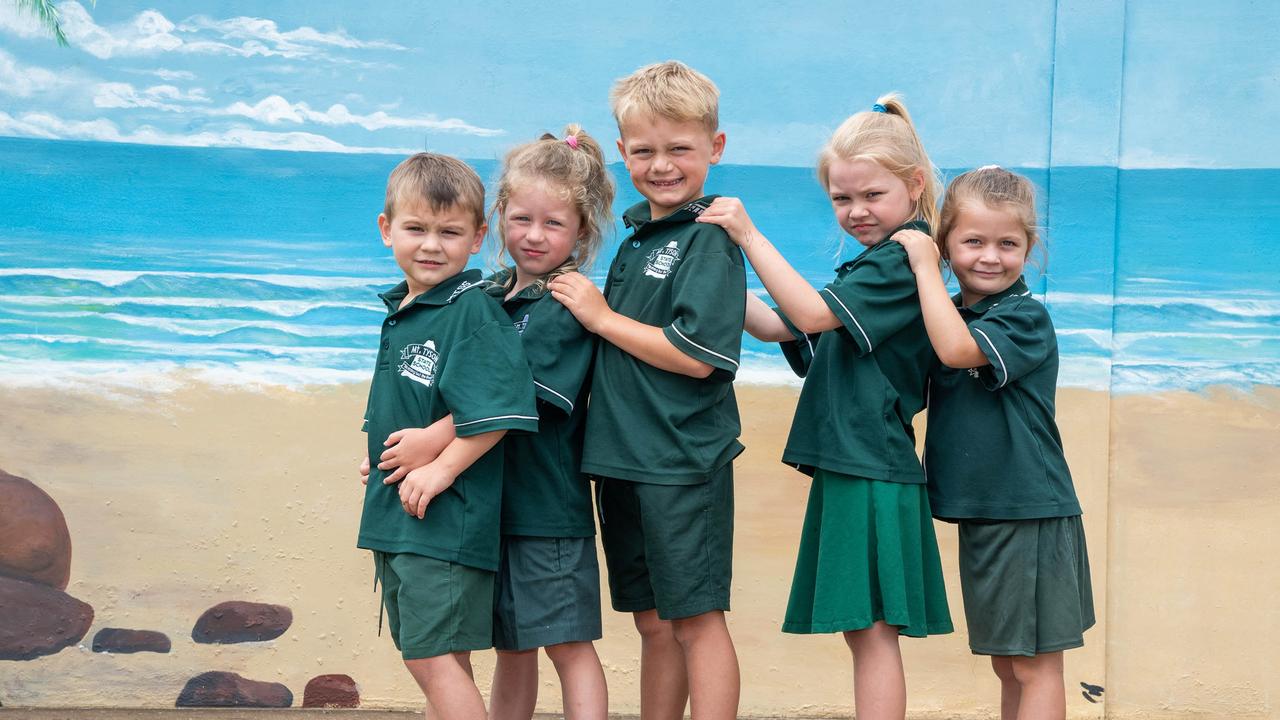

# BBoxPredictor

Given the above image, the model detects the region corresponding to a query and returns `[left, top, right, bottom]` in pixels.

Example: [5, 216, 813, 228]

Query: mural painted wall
[1, 0, 1276, 717]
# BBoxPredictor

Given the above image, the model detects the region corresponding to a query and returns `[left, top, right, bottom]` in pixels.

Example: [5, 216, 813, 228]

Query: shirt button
[619, 264, 627, 272]
[388, 319, 397, 326]
[631, 240, 641, 248]
[382, 340, 390, 349]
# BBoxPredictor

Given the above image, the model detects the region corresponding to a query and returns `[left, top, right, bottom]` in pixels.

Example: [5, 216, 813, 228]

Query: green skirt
[783, 470, 953, 637]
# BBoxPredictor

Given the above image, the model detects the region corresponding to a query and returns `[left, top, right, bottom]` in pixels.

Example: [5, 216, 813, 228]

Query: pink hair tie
[564, 135, 580, 149]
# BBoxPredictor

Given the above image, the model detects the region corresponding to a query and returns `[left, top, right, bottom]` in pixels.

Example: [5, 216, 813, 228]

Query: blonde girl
[893, 166, 1093, 720]
[697, 94, 953, 720]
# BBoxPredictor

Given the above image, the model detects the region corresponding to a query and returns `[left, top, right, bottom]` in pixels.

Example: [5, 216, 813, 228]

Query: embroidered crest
[399, 340, 440, 387]
[513, 313, 530, 335]
[644, 240, 682, 279]
[967, 367, 981, 379]
[683, 199, 711, 215]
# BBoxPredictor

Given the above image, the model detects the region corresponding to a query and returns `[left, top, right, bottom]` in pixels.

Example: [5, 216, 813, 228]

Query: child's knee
[1010, 652, 1063, 685]
[991, 655, 1017, 682]
[633, 609, 674, 640]
[545, 640, 594, 666]
[670, 610, 726, 645]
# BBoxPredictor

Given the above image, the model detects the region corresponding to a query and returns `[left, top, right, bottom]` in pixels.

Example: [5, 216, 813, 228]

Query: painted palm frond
[14, 0, 96, 47]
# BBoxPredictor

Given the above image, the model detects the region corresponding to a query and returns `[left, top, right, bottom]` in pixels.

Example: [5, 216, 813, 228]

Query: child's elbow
[688, 360, 716, 379]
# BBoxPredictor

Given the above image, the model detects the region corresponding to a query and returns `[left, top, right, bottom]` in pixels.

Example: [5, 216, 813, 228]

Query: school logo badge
[399, 340, 440, 387]
[512, 313, 530, 335]
[644, 240, 682, 279]
[967, 367, 981, 379]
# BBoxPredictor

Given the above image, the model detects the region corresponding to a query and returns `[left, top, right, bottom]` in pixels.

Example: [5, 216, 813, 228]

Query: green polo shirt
[924, 277, 1081, 520]
[581, 197, 747, 485]
[777, 221, 934, 483]
[358, 269, 539, 571]
[487, 272, 596, 537]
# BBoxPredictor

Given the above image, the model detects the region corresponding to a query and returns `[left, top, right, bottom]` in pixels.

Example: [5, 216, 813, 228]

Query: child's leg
[404, 652, 486, 720]
[843, 621, 906, 720]
[1008, 652, 1065, 720]
[545, 641, 608, 720]
[990, 656, 1020, 720]
[670, 609, 740, 720]
[634, 609, 688, 720]
[490, 649, 539, 720]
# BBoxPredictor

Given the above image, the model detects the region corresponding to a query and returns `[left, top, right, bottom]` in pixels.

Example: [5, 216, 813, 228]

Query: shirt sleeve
[523, 299, 595, 416]
[439, 320, 540, 436]
[775, 307, 818, 378]
[970, 297, 1056, 390]
[819, 242, 921, 357]
[661, 233, 747, 380]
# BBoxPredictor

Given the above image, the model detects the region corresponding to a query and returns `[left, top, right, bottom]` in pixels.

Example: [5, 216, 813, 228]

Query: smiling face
[617, 115, 725, 219]
[944, 201, 1030, 306]
[502, 182, 583, 290]
[825, 157, 924, 247]
[378, 200, 485, 299]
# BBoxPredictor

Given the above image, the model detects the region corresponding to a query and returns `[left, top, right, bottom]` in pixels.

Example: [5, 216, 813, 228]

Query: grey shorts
[493, 535, 603, 651]
[959, 515, 1095, 656]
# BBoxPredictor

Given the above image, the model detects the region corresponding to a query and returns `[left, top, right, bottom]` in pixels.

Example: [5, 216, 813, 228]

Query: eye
[547, 219, 564, 227]
[963, 237, 981, 245]
[866, 191, 883, 199]
[831, 194, 849, 203]
[1000, 239, 1020, 248]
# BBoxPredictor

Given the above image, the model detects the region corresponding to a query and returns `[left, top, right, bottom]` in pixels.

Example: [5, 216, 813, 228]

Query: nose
[846, 201, 867, 221]
[525, 223, 544, 243]
[652, 153, 674, 173]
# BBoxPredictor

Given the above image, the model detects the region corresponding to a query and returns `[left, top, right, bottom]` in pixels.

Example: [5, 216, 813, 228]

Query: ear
[468, 223, 487, 255]
[709, 131, 726, 165]
[908, 167, 926, 202]
[616, 137, 629, 168]
[378, 213, 393, 247]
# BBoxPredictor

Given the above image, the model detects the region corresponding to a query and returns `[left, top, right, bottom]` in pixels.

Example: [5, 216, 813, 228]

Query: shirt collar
[484, 268, 549, 302]
[379, 268, 487, 312]
[835, 219, 931, 273]
[622, 195, 720, 231]
[959, 275, 1032, 314]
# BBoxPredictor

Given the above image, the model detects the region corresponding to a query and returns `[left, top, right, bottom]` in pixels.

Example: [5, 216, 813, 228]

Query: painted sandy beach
[7, 380, 1272, 717]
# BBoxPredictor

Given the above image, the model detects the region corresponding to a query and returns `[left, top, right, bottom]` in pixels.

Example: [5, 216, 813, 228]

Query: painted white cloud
[0, 2, 402, 62]
[0, 110, 416, 155]
[0, 49, 68, 97]
[216, 96, 504, 136]
[93, 82, 210, 111]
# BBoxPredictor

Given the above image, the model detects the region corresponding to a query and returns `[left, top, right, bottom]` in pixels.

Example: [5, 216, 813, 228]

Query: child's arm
[697, 198, 841, 334]
[892, 229, 989, 368]
[376, 414, 456, 485]
[549, 271, 715, 378]
[745, 291, 796, 342]
[398, 429, 507, 519]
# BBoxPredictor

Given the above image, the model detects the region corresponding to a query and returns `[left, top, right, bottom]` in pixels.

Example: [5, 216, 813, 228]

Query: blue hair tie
[871, 103, 887, 113]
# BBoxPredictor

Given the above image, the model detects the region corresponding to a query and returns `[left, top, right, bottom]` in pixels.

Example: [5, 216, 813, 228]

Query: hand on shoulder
[695, 197, 760, 248]
[891, 228, 940, 273]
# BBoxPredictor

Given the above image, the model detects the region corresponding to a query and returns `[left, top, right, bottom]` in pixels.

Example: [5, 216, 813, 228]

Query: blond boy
[550, 61, 745, 720]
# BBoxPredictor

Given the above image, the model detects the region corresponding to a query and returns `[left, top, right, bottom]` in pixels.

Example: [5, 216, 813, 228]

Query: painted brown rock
[0, 575, 93, 660]
[176, 671, 293, 708]
[302, 674, 360, 708]
[0, 470, 72, 590]
[92, 627, 171, 654]
[192, 601, 292, 644]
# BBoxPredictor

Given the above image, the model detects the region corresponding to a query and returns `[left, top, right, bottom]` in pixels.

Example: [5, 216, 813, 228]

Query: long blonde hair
[817, 93, 941, 231]
[489, 124, 615, 291]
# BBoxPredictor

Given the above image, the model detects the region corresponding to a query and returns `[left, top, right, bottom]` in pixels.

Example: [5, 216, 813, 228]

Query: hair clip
[564, 135, 580, 150]
[871, 103, 887, 113]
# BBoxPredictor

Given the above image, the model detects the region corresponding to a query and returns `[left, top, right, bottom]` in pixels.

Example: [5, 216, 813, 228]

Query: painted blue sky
[1, 0, 1275, 168]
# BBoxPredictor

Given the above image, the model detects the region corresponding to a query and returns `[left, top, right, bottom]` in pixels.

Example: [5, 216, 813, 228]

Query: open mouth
[650, 178, 683, 189]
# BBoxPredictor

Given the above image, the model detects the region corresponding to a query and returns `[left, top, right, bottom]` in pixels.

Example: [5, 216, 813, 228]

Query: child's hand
[548, 272, 611, 333]
[398, 463, 457, 519]
[695, 197, 760, 248]
[359, 455, 370, 486]
[891, 229, 941, 273]
[379, 425, 451, 484]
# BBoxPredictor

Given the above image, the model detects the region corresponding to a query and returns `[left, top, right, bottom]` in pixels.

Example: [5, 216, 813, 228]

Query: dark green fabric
[358, 269, 538, 571]
[596, 464, 734, 620]
[925, 277, 1082, 520]
[582, 197, 746, 485]
[487, 274, 596, 537]
[782, 469, 953, 637]
[492, 535, 602, 651]
[958, 516, 1095, 656]
[778, 222, 934, 483]
[374, 551, 494, 659]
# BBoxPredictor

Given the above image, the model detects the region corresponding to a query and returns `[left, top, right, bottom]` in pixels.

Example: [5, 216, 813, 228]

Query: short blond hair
[383, 153, 485, 227]
[818, 93, 941, 231]
[610, 60, 719, 133]
[938, 166, 1042, 264]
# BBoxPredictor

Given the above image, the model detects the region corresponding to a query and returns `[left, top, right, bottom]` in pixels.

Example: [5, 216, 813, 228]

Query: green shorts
[374, 551, 494, 660]
[596, 463, 734, 620]
[958, 515, 1095, 656]
[493, 535, 603, 651]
